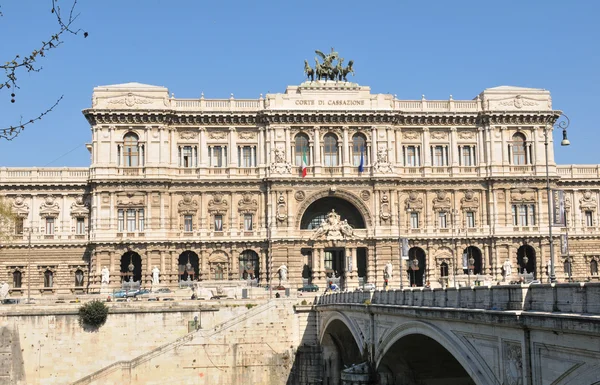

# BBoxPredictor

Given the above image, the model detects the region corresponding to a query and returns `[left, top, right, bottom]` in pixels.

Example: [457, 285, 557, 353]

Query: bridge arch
[376, 320, 497, 385]
[320, 311, 365, 385]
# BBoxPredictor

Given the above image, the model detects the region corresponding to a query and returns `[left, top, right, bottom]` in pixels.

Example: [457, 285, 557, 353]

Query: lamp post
[27, 228, 32, 304]
[546, 114, 570, 283]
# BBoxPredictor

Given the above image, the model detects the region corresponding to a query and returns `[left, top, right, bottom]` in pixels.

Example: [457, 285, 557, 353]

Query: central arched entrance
[462, 246, 483, 275]
[517, 244, 536, 276]
[239, 250, 259, 281]
[299, 195, 368, 290]
[378, 333, 475, 384]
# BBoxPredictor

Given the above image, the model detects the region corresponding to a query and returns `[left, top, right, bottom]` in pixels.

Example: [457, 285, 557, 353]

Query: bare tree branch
[0, 0, 87, 140]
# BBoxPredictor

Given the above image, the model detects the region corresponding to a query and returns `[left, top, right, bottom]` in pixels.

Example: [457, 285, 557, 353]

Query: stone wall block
[433, 288, 446, 307]
[491, 286, 509, 310]
[585, 282, 600, 314]
[529, 284, 554, 312]
[446, 288, 459, 308]
[474, 286, 492, 309]
[422, 288, 434, 307]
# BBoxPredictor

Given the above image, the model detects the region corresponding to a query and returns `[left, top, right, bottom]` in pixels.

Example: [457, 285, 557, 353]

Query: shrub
[301, 299, 308, 305]
[246, 303, 256, 309]
[78, 300, 109, 329]
[363, 299, 371, 305]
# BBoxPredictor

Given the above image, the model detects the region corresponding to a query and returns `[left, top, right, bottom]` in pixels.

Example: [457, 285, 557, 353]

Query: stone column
[258, 127, 265, 167]
[451, 127, 458, 166]
[422, 127, 430, 167]
[342, 126, 350, 166]
[229, 127, 237, 170]
[313, 126, 321, 166]
[285, 126, 291, 163]
[371, 126, 378, 164]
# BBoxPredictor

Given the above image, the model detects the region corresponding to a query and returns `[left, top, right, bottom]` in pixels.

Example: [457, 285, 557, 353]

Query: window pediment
[580, 190, 597, 211]
[461, 190, 480, 211]
[178, 193, 199, 215]
[39, 196, 60, 218]
[238, 193, 258, 214]
[405, 191, 423, 212]
[116, 193, 145, 207]
[510, 189, 536, 203]
[11, 195, 29, 218]
[71, 196, 90, 218]
[432, 191, 451, 212]
[208, 193, 228, 214]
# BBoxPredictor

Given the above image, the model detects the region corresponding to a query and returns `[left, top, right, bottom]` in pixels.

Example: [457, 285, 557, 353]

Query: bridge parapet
[317, 282, 600, 314]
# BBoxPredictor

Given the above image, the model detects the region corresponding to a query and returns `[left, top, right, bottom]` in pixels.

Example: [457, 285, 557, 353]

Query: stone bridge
[315, 283, 600, 385]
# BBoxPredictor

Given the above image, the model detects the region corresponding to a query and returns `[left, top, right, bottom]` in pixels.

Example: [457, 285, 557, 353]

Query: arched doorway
[377, 333, 475, 384]
[239, 250, 259, 281]
[407, 247, 426, 287]
[178, 251, 199, 281]
[517, 244, 536, 275]
[120, 251, 142, 283]
[321, 319, 363, 385]
[462, 246, 483, 275]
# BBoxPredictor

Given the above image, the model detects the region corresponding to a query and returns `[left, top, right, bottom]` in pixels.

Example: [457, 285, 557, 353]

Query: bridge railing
[316, 282, 600, 315]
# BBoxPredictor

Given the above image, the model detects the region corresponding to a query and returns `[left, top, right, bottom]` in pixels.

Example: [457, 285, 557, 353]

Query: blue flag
[358, 146, 364, 172]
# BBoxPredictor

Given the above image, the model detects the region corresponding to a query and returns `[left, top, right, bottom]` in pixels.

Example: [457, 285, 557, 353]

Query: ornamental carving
[276, 193, 288, 222]
[270, 147, 292, 174]
[430, 130, 447, 140]
[179, 130, 198, 140]
[208, 131, 227, 140]
[511, 189, 536, 203]
[208, 193, 228, 215]
[238, 193, 258, 214]
[580, 190, 597, 211]
[178, 193, 199, 215]
[70, 196, 90, 218]
[405, 192, 423, 212]
[458, 131, 475, 140]
[403, 131, 419, 140]
[11, 195, 29, 218]
[503, 341, 523, 385]
[116, 193, 145, 207]
[373, 147, 393, 174]
[460, 190, 480, 211]
[106, 93, 153, 108]
[295, 191, 306, 202]
[238, 131, 256, 140]
[432, 191, 452, 212]
[498, 95, 538, 109]
[39, 196, 60, 218]
[380, 192, 391, 222]
[360, 190, 371, 201]
[310, 209, 356, 240]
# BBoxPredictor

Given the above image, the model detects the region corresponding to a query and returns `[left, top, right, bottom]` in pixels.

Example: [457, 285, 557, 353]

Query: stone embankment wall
[0, 298, 321, 385]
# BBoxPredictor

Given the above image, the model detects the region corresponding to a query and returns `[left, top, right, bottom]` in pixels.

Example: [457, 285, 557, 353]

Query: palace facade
[1, 81, 600, 296]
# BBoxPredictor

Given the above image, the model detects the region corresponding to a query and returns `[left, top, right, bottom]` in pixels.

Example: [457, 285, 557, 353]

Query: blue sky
[0, 0, 598, 167]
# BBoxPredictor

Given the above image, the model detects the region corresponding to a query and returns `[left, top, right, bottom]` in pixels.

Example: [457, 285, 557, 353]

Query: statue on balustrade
[152, 266, 160, 285]
[503, 260, 512, 281]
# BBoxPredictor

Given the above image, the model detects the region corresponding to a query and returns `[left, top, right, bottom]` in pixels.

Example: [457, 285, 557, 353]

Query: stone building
[1, 80, 600, 297]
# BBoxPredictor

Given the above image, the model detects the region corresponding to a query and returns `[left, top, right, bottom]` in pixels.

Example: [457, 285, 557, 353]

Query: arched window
[44, 270, 54, 288]
[511, 133, 527, 165]
[295, 134, 309, 166]
[124, 133, 140, 167]
[75, 269, 84, 287]
[591, 260, 598, 276]
[440, 262, 449, 277]
[13, 271, 22, 288]
[323, 134, 338, 166]
[564, 260, 572, 277]
[352, 134, 366, 167]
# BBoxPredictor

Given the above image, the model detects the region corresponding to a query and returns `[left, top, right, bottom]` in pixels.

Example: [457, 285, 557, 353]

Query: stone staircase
[71, 299, 300, 385]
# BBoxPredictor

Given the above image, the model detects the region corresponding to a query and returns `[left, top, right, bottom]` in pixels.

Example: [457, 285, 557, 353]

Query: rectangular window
[127, 209, 136, 232]
[406, 146, 417, 166]
[586, 211, 593, 227]
[45, 218, 55, 235]
[138, 209, 145, 232]
[184, 215, 193, 232]
[432, 146, 446, 166]
[182, 146, 193, 167]
[410, 212, 419, 229]
[462, 147, 474, 166]
[512, 204, 536, 226]
[324, 251, 334, 270]
[211, 146, 226, 167]
[15, 217, 24, 235]
[13, 271, 22, 288]
[466, 211, 475, 228]
[244, 214, 253, 231]
[214, 215, 223, 231]
[438, 212, 447, 228]
[76, 218, 85, 235]
[118, 209, 124, 232]
[240, 146, 254, 167]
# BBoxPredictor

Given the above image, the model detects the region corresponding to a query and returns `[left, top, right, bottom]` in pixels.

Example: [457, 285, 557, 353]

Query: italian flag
[301, 147, 308, 178]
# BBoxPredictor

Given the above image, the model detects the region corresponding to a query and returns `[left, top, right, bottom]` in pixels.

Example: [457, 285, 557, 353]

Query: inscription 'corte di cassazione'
[295, 99, 366, 106]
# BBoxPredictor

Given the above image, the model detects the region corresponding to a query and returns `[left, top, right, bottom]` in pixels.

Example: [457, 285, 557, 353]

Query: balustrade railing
[316, 282, 600, 314]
